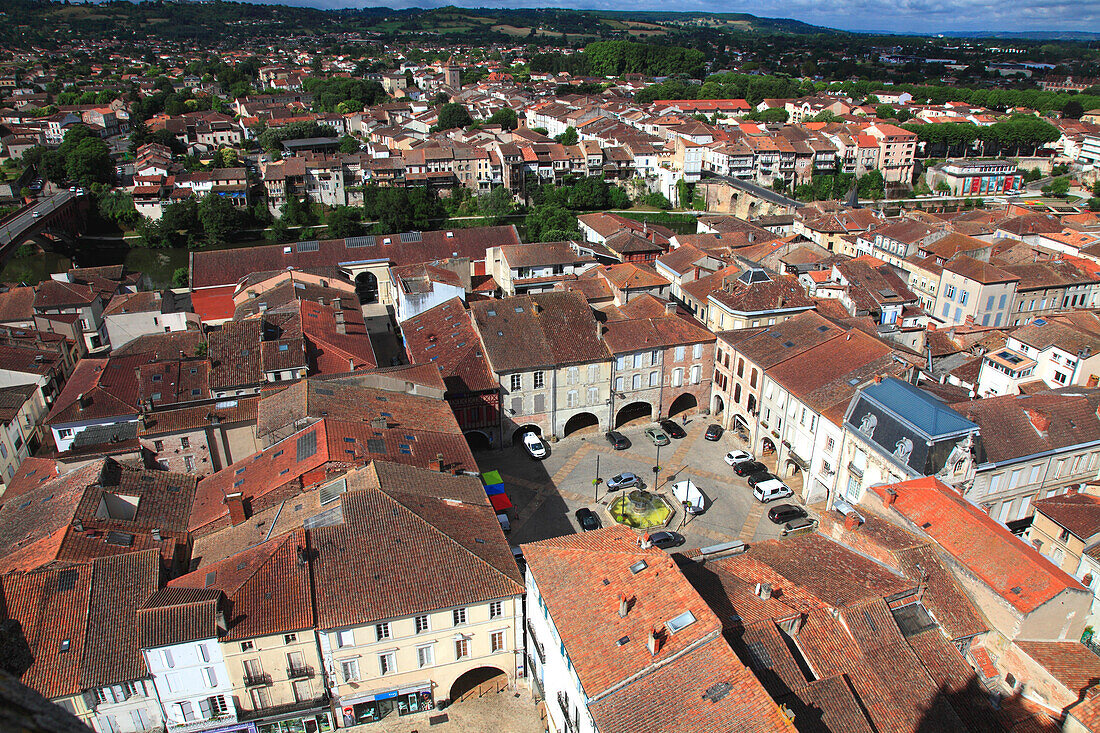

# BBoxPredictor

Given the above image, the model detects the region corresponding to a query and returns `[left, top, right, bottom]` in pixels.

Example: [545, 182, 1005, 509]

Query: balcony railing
[848, 462, 864, 479]
[527, 620, 547, 665]
[243, 672, 271, 687]
[557, 692, 576, 733]
[238, 695, 330, 722]
[286, 665, 314, 680]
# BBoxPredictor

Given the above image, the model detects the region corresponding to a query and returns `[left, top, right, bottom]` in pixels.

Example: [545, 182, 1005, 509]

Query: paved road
[477, 419, 812, 552]
[0, 190, 78, 246]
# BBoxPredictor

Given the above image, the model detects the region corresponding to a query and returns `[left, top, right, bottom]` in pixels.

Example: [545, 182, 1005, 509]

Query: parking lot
[476, 418, 814, 552]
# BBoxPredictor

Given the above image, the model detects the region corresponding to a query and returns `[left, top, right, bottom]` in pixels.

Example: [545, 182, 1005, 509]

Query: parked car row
[723, 449, 794, 503]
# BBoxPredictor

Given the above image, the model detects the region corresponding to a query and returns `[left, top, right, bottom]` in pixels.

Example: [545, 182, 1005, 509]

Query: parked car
[752, 479, 793, 503]
[521, 431, 547, 459]
[724, 450, 754, 467]
[781, 517, 817, 536]
[649, 531, 685, 549]
[511, 546, 525, 573]
[644, 427, 670, 446]
[747, 471, 779, 489]
[606, 431, 630, 450]
[672, 480, 707, 514]
[606, 472, 640, 491]
[659, 419, 686, 440]
[767, 504, 807, 525]
[733, 460, 765, 477]
[575, 507, 602, 531]
[496, 513, 511, 533]
[704, 424, 724, 441]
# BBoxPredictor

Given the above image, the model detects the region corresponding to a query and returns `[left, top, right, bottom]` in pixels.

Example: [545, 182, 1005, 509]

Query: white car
[753, 479, 793, 503]
[724, 450, 754, 466]
[521, 431, 547, 459]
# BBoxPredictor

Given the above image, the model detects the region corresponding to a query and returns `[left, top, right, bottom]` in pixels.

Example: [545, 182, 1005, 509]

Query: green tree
[172, 267, 189, 288]
[1063, 99, 1085, 119]
[63, 134, 112, 184]
[556, 127, 578, 146]
[477, 186, 513, 224]
[857, 170, 886, 200]
[486, 108, 518, 131]
[524, 203, 578, 242]
[749, 108, 789, 124]
[326, 206, 363, 237]
[436, 103, 472, 131]
[875, 104, 897, 119]
[95, 189, 139, 229]
[1043, 177, 1071, 197]
[197, 193, 242, 246]
[339, 135, 361, 154]
[676, 180, 693, 209]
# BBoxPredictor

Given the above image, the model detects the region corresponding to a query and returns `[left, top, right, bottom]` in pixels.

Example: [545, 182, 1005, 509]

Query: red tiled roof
[403, 297, 497, 394]
[1, 563, 93, 700]
[137, 587, 223, 648]
[46, 355, 149, 426]
[170, 529, 312, 640]
[81, 550, 160, 689]
[191, 284, 237, 322]
[871, 477, 1086, 613]
[190, 226, 521, 290]
[1016, 641, 1100, 699]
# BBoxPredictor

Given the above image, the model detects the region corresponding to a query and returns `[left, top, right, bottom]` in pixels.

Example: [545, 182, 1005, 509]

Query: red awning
[489, 493, 513, 512]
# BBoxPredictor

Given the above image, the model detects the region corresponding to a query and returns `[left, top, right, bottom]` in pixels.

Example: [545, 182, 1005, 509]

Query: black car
[606, 431, 630, 450]
[576, 507, 602, 531]
[659, 419, 687, 440]
[767, 503, 807, 525]
[747, 470, 779, 488]
[704, 423, 724, 441]
[733, 460, 766, 477]
[649, 530, 685, 549]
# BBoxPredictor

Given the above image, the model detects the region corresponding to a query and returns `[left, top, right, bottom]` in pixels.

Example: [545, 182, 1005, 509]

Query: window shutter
[198, 698, 212, 719]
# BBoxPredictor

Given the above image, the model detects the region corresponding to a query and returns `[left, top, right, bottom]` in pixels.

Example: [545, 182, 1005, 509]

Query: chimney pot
[844, 512, 863, 530]
[647, 628, 661, 656]
[884, 488, 897, 507]
[619, 594, 628, 618]
[428, 453, 444, 472]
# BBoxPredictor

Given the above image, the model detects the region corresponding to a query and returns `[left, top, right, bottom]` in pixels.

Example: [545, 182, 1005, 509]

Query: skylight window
[666, 611, 696, 633]
[629, 560, 647, 574]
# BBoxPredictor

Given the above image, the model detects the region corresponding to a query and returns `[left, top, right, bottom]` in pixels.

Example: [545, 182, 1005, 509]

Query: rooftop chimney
[370, 416, 387, 431]
[639, 533, 653, 550]
[429, 453, 444, 472]
[664, 301, 676, 316]
[151, 528, 162, 541]
[884, 487, 897, 507]
[619, 593, 628, 618]
[777, 295, 785, 308]
[755, 582, 773, 600]
[647, 627, 661, 656]
[297, 546, 307, 566]
[72, 519, 83, 532]
[844, 512, 863, 531]
[77, 392, 88, 410]
[332, 297, 342, 312]
[225, 491, 248, 526]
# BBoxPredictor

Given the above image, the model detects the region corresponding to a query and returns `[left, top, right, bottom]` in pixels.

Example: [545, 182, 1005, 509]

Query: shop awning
[484, 483, 506, 496]
[489, 493, 513, 512]
[481, 470, 503, 485]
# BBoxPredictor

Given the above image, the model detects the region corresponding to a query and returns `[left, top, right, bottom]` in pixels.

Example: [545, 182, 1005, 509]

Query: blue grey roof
[861, 377, 977, 438]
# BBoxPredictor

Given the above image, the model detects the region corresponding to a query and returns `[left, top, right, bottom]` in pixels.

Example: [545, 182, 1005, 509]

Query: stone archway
[449, 666, 508, 704]
[355, 270, 379, 304]
[562, 412, 600, 438]
[667, 392, 698, 418]
[615, 401, 652, 428]
[464, 430, 492, 452]
[712, 394, 725, 418]
[511, 425, 541, 446]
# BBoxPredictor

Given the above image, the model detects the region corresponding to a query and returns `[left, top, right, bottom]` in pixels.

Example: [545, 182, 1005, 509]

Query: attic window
[1011, 586, 1023, 595]
[514, 307, 524, 313]
[817, 325, 830, 332]
[616, 636, 629, 646]
[666, 610, 697, 633]
[205, 571, 216, 587]
[278, 344, 289, 352]
[629, 560, 647, 575]
[233, 479, 245, 488]
[59, 639, 71, 653]
[152, 374, 162, 382]
[106, 531, 134, 547]
[486, 309, 496, 317]
[703, 681, 732, 703]
[783, 341, 795, 348]
[921, 522, 932, 529]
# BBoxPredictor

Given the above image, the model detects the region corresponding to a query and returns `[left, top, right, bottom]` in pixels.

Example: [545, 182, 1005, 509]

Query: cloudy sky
[256, 0, 1096, 34]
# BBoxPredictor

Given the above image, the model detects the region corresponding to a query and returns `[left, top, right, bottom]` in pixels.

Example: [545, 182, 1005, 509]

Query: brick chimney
[618, 593, 628, 618]
[884, 487, 897, 508]
[225, 491, 248, 526]
[647, 627, 662, 656]
[664, 300, 676, 316]
[428, 453, 444, 472]
[844, 512, 863, 531]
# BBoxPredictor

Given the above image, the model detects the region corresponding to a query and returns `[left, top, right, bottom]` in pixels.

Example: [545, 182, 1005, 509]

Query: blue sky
[253, 0, 1098, 34]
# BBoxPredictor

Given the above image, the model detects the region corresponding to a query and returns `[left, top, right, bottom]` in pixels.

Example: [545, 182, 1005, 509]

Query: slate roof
[858, 377, 977, 439]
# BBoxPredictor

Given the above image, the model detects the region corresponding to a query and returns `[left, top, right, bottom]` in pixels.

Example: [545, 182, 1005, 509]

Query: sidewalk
[343, 689, 544, 733]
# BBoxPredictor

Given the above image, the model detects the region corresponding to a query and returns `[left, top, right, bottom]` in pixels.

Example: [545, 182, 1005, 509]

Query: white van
[752, 479, 793, 503]
[672, 480, 707, 515]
